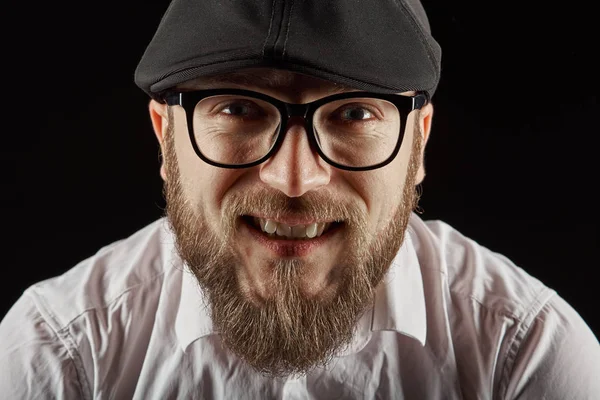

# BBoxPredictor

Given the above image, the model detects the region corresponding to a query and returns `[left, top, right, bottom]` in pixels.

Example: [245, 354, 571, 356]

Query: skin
[147, 67, 434, 375]
[149, 68, 433, 298]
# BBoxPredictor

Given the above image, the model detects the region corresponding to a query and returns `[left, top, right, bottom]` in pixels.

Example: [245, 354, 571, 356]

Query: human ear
[414, 102, 433, 185]
[148, 100, 169, 181]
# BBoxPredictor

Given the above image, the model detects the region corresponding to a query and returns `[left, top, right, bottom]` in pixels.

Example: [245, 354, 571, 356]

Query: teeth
[291, 225, 306, 238]
[317, 223, 326, 236]
[276, 223, 292, 237]
[306, 223, 318, 238]
[252, 217, 334, 239]
[264, 219, 277, 234]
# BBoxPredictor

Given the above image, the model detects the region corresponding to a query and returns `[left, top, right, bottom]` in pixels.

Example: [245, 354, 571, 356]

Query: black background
[2, 1, 598, 338]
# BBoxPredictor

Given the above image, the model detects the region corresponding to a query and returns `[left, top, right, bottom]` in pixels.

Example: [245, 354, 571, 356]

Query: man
[1, 0, 599, 398]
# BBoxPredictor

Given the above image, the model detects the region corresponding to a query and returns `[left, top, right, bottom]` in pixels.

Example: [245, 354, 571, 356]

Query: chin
[238, 258, 344, 305]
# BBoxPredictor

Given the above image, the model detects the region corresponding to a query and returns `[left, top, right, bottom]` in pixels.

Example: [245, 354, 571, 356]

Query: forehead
[178, 68, 353, 93]
[177, 68, 415, 96]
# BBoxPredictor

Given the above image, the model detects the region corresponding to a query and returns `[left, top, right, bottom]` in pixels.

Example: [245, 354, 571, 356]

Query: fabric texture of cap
[134, 0, 442, 100]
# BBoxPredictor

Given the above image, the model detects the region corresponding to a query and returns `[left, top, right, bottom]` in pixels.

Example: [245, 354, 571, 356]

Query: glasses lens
[313, 98, 402, 168]
[192, 95, 281, 165]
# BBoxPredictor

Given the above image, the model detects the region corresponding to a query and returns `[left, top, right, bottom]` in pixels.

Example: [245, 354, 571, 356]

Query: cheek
[372, 177, 405, 233]
[173, 133, 247, 224]
[171, 125, 219, 212]
[353, 120, 416, 232]
[346, 171, 403, 235]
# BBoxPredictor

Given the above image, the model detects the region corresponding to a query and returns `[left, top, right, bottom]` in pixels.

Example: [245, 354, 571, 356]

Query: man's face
[150, 68, 432, 377]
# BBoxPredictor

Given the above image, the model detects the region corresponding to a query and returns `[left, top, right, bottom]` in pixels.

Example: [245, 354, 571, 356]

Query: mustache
[221, 187, 367, 228]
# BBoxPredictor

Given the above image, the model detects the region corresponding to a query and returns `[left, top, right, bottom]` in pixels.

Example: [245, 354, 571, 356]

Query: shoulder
[0, 218, 183, 397]
[407, 213, 555, 322]
[406, 214, 600, 397]
[504, 294, 600, 398]
[11, 217, 181, 333]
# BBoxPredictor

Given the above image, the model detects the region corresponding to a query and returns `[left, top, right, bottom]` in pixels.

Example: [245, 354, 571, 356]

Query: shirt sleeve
[0, 292, 89, 399]
[504, 294, 600, 399]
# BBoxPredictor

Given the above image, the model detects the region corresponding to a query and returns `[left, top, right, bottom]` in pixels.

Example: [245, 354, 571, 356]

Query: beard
[162, 109, 422, 378]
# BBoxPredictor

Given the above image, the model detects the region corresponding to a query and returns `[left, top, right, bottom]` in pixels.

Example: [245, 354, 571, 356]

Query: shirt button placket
[282, 375, 309, 400]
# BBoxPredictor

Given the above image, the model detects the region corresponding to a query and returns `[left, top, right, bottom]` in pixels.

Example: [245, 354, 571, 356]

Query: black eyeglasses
[164, 88, 428, 172]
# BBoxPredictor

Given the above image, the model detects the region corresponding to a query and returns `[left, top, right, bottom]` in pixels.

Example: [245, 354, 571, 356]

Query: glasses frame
[163, 88, 428, 171]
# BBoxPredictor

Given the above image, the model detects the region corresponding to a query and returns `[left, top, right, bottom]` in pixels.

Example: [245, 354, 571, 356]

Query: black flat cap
[134, 0, 442, 99]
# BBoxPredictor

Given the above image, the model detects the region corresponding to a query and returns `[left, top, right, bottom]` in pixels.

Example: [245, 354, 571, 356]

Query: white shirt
[1, 214, 599, 400]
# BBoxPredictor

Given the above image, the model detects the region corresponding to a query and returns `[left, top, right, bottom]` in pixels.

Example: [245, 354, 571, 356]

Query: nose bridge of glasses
[270, 102, 321, 167]
[280, 102, 313, 139]
[262, 102, 329, 195]
[284, 103, 310, 119]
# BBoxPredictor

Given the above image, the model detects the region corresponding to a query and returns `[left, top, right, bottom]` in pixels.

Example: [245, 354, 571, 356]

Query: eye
[341, 107, 372, 120]
[332, 104, 378, 123]
[220, 100, 265, 119]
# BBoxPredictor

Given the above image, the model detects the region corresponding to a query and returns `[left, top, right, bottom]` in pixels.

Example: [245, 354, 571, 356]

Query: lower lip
[241, 218, 343, 257]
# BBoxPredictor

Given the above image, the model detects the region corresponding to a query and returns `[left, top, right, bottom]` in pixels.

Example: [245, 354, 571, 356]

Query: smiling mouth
[241, 215, 343, 240]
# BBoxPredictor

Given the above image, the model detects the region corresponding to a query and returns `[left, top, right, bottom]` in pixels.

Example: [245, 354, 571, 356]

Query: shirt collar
[174, 268, 214, 352]
[175, 223, 427, 353]
[371, 227, 427, 346]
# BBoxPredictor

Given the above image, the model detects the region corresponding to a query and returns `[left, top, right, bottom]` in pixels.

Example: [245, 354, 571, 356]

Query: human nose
[258, 117, 331, 197]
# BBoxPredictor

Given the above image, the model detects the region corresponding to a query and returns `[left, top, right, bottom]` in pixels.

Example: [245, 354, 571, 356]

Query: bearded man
[1, 0, 599, 398]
